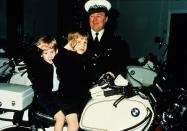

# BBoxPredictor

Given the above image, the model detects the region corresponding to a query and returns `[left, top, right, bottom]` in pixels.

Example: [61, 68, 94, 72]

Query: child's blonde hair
[36, 35, 58, 54]
[67, 30, 89, 50]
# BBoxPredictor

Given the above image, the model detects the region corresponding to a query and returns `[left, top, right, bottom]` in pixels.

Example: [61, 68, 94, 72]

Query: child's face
[41, 48, 57, 64]
[74, 36, 88, 55]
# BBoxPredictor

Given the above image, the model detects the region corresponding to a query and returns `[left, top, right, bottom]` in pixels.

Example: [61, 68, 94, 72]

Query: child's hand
[64, 40, 76, 51]
[37, 43, 52, 50]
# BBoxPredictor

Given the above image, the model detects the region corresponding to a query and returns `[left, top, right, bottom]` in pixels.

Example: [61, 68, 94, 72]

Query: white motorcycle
[0, 58, 34, 131]
[1, 55, 186, 131]
[0, 58, 68, 131]
[80, 73, 155, 131]
[79, 53, 187, 131]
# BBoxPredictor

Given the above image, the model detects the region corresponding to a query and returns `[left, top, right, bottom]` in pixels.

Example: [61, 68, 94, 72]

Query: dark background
[0, 0, 187, 87]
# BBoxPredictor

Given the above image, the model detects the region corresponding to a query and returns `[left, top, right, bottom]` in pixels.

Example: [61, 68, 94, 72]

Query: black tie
[92, 32, 101, 60]
[94, 32, 99, 44]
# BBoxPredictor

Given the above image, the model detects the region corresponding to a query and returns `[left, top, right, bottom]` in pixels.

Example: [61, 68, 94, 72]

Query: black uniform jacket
[21, 44, 59, 97]
[21, 43, 80, 115]
[54, 48, 90, 109]
[85, 28, 130, 84]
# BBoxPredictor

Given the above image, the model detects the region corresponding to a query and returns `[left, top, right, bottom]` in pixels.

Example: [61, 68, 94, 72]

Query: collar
[91, 29, 105, 41]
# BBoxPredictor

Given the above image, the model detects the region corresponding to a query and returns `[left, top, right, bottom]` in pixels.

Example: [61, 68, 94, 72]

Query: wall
[0, 0, 6, 39]
[0, 0, 58, 40]
[110, 0, 187, 62]
[1, 0, 187, 60]
[24, 0, 58, 39]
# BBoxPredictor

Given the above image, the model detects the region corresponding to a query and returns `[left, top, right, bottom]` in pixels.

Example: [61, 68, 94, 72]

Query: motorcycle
[0, 54, 186, 131]
[0, 57, 13, 82]
[0, 58, 34, 130]
[0, 58, 68, 131]
[80, 72, 156, 131]
[79, 53, 187, 131]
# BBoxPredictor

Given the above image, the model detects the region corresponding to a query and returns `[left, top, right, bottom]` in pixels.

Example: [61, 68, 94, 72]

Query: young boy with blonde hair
[22, 35, 79, 131]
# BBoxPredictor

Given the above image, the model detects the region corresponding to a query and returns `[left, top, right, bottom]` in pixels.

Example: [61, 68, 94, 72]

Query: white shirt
[52, 64, 60, 92]
[91, 29, 105, 42]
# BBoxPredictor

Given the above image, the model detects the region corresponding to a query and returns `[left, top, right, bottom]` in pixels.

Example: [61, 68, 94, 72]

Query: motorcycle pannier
[0, 83, 34, 111]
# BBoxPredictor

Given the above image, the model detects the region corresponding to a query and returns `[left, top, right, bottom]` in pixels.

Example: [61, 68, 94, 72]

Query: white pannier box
[0, 83, 34, 111]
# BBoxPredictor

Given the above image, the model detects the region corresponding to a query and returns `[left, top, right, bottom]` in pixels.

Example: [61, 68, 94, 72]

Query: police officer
[84, 0, 130, 85]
